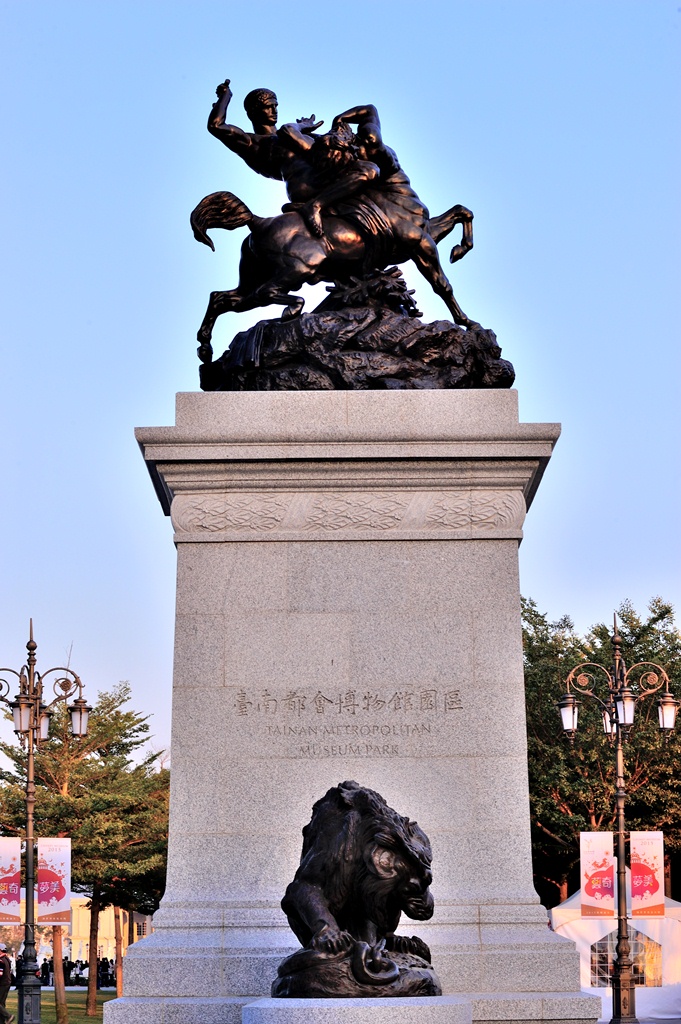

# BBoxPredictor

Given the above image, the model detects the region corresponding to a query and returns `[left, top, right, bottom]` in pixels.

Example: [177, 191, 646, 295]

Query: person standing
[0, 943, 15, 1023]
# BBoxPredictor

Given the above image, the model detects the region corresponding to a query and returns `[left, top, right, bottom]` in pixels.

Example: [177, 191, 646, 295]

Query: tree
[0, 683, 169, 1017]
[523, 597, 681, 907]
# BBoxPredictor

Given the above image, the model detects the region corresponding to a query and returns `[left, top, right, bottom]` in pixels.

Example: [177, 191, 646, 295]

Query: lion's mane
[283, 780, 433, 945]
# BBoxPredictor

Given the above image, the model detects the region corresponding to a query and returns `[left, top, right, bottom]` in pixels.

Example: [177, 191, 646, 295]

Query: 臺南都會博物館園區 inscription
[190, 79, 515, 390]
[235, 685, 463, 715]
[232, 685, 463, 759]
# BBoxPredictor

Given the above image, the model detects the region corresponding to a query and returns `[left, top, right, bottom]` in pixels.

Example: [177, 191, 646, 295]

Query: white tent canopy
[550, 870, 681, 1021]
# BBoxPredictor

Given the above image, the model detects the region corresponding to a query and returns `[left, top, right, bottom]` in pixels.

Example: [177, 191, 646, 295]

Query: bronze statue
[192, 80, 514, 391]
[272, 780, 441, 998]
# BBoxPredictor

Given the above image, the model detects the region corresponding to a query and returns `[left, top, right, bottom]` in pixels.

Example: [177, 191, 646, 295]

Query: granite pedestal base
[243, 995, 472, 1023]
[104, 391, 599, 1024]
[104, 992, 601, 1024]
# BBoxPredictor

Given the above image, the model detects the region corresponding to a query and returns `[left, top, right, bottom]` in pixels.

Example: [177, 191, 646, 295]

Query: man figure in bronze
[207, 79, 323, 194]
[207, 80, 281, 179]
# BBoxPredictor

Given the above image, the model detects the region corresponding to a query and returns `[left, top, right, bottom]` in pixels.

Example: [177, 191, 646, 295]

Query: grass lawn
[5, 990, 116, 1022]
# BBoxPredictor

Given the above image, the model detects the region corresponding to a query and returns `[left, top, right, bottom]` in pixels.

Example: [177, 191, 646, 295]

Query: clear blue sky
[0, 1, 679, 755]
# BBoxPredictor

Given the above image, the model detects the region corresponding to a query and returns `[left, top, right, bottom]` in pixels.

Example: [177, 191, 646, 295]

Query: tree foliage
[523, 597, 681, 907]
[0, 683, 168, 905]
[0, 683, 169, 1014]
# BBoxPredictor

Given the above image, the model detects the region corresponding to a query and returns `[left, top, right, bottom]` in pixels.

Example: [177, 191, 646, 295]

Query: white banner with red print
[0, 838, 21, 923]
[630, 830, 665, 917]
[37, 838, 71, 925]
[580, 831, 615, 917]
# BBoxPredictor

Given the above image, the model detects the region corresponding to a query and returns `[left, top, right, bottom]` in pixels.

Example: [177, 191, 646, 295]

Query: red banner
[0, 839, 21, 924]
[630, 831, 665, 917]
[37, 838, 71, 925]
[580, 831, 615, 917]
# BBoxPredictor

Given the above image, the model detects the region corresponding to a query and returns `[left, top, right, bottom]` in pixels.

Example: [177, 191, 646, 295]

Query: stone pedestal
[243, 995, 472, 1023]
[104, 391, 600, 1024]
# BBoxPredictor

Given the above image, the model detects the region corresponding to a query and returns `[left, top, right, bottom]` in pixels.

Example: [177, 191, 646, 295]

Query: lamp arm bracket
[39, 668, 83, 703]
[566, 663, 613, 699]
[0, 671, 22, 703]
[624, 662, 671, 698]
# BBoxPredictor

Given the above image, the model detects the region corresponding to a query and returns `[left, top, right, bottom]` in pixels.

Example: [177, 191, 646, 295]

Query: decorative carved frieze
[171, 489, 526, 541]
[426, 491, 526, 531]
[305, 494, 409, 532]
[172, 495, 291, 533]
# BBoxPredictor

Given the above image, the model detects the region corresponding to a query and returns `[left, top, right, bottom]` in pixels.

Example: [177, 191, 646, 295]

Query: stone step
[243, 995, 471, 1023]
[104, 990, 602, 1024]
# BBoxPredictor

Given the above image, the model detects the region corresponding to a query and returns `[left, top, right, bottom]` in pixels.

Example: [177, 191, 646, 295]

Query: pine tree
[0, 683, 169, 1017]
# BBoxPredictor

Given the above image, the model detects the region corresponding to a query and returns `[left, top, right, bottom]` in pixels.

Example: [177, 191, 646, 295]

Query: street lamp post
[557, 616, 679, 1024]
[0, 622, 91, 1024]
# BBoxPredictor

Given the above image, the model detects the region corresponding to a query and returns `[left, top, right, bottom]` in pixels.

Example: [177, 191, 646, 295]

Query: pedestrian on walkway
[0, 943, 15, 1023]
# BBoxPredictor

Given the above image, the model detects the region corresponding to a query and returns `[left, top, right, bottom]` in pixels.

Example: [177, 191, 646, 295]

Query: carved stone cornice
[136, 391, 559, 543]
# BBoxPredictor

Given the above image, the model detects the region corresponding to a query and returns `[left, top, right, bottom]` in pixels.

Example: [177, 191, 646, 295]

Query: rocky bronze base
[272, 944, 442, 999]
[199, 305, 514, 392]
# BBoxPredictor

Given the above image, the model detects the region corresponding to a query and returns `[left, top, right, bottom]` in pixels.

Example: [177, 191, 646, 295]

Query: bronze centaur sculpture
[192, 95, 473, 364]
[191, 192, 473, 360]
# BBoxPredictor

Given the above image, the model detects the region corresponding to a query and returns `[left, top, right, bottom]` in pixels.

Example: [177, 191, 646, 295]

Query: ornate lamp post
[0, 622, 91, 1024]
[557, 616, 679, 1024]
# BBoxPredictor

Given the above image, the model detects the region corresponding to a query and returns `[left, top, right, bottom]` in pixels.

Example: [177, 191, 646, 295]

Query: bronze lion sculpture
[272, 780, 441, 998]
